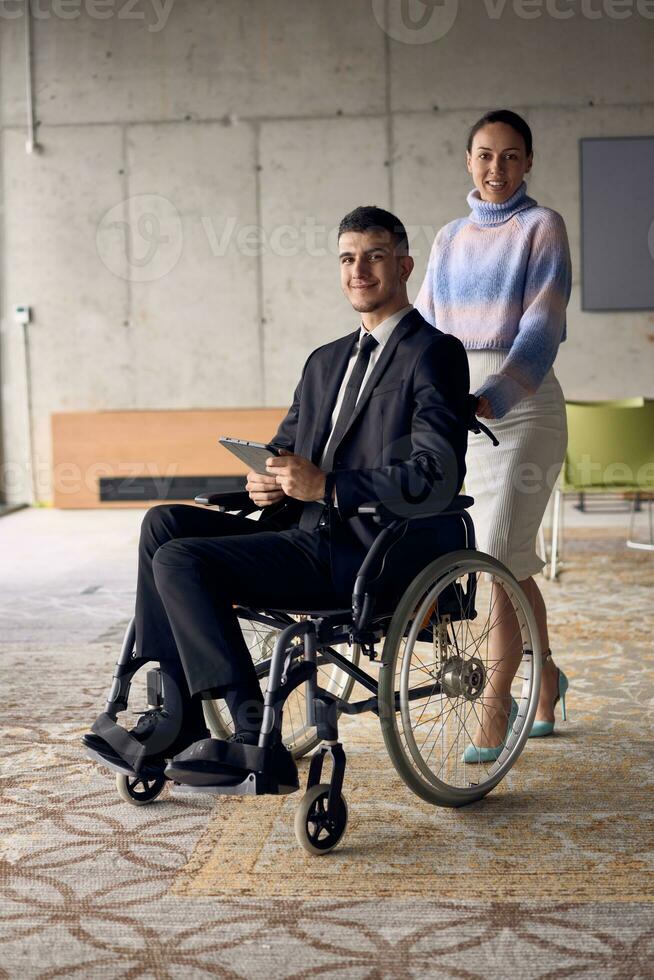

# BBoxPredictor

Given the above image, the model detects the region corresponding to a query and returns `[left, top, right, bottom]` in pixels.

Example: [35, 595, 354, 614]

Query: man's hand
[266, 453, 328, 502]
[246, 468, 286, 508]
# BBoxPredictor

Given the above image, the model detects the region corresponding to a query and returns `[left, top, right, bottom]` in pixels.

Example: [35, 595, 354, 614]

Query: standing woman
[416, 109, 571, 756]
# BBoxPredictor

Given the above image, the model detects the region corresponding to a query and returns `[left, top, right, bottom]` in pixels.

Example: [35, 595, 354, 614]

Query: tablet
[219, 437, 282, 474]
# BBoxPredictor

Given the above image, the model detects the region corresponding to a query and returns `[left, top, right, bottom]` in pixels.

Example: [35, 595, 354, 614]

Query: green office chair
[546, 398, 654, 579]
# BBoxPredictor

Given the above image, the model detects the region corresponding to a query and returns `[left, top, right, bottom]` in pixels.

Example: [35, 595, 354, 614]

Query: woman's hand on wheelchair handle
[475, 395, 495, 419]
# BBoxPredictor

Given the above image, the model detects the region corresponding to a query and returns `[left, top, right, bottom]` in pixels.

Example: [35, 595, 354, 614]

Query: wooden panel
[51, 409, 287, 509]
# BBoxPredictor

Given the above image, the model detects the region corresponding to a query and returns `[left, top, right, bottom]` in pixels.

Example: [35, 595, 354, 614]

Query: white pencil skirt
[465, 350, 567, 581]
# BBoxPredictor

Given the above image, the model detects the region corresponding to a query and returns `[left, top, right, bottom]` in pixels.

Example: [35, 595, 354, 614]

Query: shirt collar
[359, 304, 413, 348]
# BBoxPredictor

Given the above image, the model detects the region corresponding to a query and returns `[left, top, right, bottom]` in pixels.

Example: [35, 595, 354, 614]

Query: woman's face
[466, 122, 533, 204]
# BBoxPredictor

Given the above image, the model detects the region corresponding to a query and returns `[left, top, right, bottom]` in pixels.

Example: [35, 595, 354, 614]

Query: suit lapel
[329, 310, 419, 451]
[310, 329, 359, 463]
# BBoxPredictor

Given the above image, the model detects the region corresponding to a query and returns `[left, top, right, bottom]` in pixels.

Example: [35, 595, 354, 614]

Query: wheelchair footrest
[164, 737, 299, 795]
[83, 743, 165, 780]
[171, 770, 298, 798]
[90, 712, 147, 772]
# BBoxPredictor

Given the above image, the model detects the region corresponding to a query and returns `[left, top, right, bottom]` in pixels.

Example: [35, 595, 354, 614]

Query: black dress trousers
[135, 503, 348, 697]
[135, 502, 467, 701]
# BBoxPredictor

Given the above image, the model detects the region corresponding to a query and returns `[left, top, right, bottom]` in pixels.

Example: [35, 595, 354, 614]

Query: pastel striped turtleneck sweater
[415, 181, 572, 419]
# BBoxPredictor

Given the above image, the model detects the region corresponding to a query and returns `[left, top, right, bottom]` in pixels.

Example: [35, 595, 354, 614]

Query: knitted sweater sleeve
[414, 234, 440, 328]
[476, 210, 572, 419]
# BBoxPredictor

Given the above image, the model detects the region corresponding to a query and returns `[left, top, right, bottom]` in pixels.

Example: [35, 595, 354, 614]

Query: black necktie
[321, 332, 378, 474]
[298, 331, 377, 532]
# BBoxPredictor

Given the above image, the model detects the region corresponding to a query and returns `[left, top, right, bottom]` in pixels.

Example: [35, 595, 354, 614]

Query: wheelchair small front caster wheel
[116, 772, 166, 806]
[294, 783, 348, 855]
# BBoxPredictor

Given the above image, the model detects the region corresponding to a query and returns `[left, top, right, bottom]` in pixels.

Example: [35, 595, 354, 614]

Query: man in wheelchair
[83, 205, 471, 797]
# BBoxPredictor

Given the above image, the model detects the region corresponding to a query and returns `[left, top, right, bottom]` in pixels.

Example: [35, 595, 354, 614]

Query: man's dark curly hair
[338, 205, 409, 254]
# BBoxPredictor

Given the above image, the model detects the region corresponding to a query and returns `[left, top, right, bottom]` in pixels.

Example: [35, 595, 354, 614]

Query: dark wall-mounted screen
[580, 137, 654, 311]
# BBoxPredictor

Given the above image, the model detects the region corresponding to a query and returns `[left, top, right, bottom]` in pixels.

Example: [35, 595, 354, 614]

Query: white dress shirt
[320, 304, 413, 471]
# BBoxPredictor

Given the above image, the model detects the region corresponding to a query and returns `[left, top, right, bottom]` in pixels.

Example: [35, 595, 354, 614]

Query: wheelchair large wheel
[203, 615, 360, 758]
[379, 550, 541, 808]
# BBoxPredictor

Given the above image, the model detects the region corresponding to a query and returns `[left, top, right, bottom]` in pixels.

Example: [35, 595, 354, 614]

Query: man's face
[338, 229, 412, 314]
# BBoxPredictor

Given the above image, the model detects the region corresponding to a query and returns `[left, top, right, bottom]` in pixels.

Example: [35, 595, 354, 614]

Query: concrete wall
[1, 0, 653, 503]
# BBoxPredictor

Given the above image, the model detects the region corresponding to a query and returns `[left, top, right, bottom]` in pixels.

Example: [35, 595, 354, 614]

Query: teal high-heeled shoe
[461, 698, 519, 764]
[529, 653, 569, 738]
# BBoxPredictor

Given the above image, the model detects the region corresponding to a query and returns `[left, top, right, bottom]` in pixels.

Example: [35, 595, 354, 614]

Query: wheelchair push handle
[467, 394, 499, 447]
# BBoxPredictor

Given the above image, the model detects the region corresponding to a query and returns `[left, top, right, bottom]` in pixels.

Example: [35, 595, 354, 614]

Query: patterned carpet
[1, 513, 653, 978]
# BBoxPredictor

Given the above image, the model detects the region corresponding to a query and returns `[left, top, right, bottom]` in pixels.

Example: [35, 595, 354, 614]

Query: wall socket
[13, 305, 31, 325]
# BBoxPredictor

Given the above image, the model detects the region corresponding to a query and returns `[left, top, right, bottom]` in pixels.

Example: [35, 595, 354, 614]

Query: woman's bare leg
[519, 577, 560, 723]
[471, 575, 561, 746]
[470, 581, 523, 747]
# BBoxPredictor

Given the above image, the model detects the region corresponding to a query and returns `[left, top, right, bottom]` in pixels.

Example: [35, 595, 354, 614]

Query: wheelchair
[85, 424, 543, 855]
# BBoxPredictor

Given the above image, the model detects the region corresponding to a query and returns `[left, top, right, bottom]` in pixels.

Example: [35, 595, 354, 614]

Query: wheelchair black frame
[190, 392, 493, 794]
[177, 501, 477, 806]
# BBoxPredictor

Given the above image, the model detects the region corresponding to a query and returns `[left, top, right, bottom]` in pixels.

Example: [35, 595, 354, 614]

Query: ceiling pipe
[25, 1, 42, 154]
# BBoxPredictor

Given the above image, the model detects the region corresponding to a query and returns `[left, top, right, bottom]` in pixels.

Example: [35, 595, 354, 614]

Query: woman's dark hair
[466, 109, 533, 157]
[338, 205, 409, 253]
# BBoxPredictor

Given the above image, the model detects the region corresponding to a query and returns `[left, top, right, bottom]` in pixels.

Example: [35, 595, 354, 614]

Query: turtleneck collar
[466, 181, 537, 227]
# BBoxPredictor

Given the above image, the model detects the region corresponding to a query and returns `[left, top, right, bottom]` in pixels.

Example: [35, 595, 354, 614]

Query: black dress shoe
[165, 734, 299, 792]
[82, 707, 210, 775]
[165, 735, 256, 787]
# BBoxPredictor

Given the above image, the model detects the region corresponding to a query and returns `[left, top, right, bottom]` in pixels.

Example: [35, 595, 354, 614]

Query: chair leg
[627, 495, 654, 551]
[550, 489, 563, 580]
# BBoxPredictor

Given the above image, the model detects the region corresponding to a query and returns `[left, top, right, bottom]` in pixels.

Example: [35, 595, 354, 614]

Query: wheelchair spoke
[411, 697, 449, 756]
[426, 697, 479, 770]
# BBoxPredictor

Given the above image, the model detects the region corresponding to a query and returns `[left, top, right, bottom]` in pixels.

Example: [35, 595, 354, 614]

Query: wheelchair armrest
[194, 491, 259, 514]
[357, 494, 474, 526]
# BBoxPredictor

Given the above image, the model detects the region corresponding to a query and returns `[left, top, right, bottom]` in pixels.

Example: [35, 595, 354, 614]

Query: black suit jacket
[270, 308, 470, 590]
